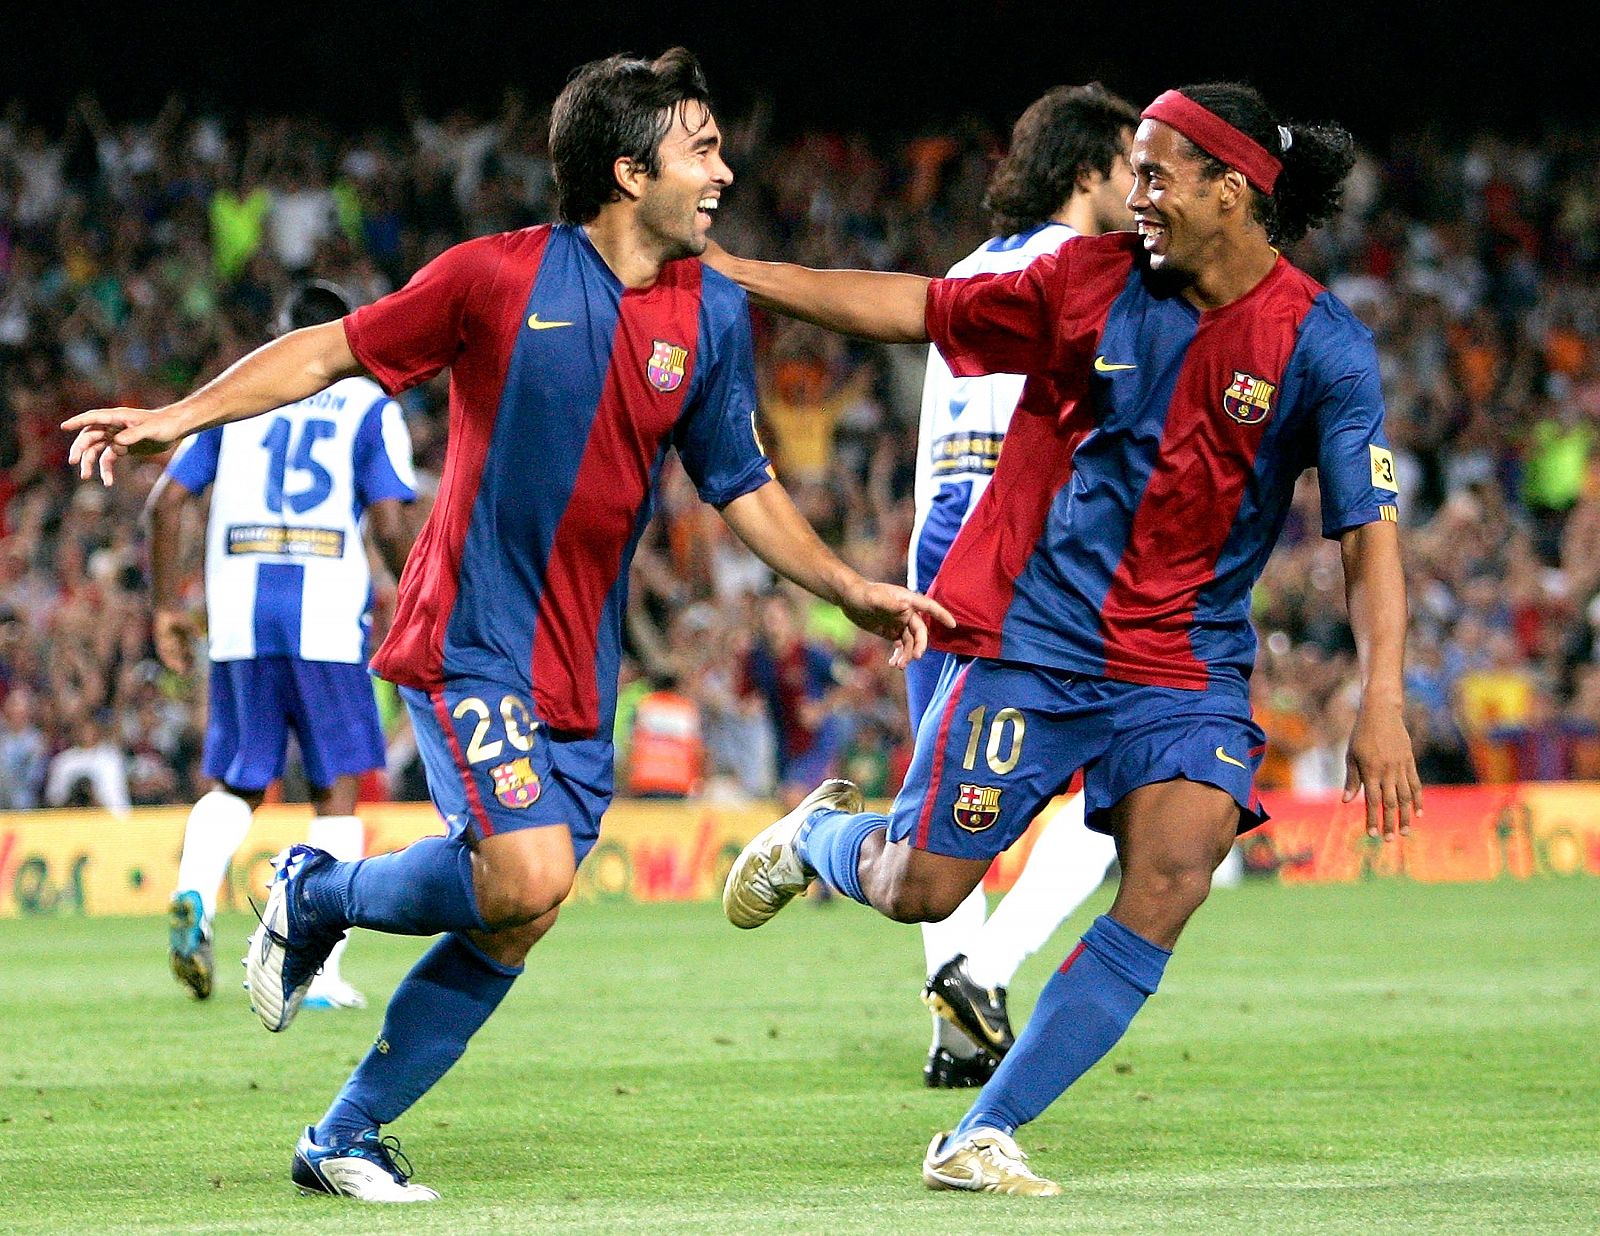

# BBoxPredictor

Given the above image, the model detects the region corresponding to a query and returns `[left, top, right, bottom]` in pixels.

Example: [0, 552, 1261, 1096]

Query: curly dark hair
[1171, 81, 1356, 245]
[984, 83, 1140, 238]
[550, 48, 713, 225]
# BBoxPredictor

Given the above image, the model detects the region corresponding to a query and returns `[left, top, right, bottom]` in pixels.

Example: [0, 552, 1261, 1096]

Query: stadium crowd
[3, 92, 1600, 810]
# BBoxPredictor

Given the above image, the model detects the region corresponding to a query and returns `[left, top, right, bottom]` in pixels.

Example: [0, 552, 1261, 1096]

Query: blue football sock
[317, 932, 520, 1143]
[953, 914, 1171, 1139]
[794, 808, 885, 906]
[299, 834, 486, 936]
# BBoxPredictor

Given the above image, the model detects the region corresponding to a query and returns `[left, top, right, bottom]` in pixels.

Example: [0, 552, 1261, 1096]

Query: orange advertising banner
[1249, 783, 1600, 883]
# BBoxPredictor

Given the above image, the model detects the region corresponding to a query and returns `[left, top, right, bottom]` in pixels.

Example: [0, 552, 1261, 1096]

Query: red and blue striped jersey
[923, 231, 1399, 695]
[346, 224, 771, 736]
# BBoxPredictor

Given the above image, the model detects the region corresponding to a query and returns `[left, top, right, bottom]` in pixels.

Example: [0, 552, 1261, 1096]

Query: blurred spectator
[43, 714, 130, 815]
[626, 672, 705, 799]
[743, 590, 847, 810]
[0, 685, 48, 808]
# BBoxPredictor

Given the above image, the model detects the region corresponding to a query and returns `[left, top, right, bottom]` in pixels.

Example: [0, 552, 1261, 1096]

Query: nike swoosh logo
[527, 314, 573, 330]
[1215, 746, 1247, 769]
[963, 996, 1008, 1048]
[1094, 356, 1136, 373]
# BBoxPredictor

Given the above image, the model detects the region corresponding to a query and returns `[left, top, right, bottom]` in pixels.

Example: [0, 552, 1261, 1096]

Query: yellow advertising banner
[0, 799, 1057, 919]
[10, 782, 1594, 919]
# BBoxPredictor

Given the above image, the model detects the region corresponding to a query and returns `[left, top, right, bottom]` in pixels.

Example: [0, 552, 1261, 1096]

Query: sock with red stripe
[298, 835, 486, 936]
[952, 914, 1170, 1138]
[794, 809, 886, 906]
[316, 932, 520, 1144]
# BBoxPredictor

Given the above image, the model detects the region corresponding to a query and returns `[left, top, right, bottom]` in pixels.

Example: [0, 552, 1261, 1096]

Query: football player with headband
[715, 82, 1419, 1195]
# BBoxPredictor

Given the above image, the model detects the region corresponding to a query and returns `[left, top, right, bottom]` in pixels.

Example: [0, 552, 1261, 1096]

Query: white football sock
[921, 883, 988, 1056]
[921, 882, 988, 976]
[307, 816, 365, 982]
[964, 794, 1116, 990]
[173, 789, 255, 926]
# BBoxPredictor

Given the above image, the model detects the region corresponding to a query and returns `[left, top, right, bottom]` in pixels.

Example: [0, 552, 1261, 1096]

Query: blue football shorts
[203, 657, 386, 792]
[904, 646, 957, 731]
[401, 679, 611, 862]
[887, 656, 1268, 860]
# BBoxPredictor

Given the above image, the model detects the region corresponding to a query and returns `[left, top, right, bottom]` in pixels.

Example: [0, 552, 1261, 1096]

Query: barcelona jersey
[923, 231, 1399, 695]
[345, 224, 771, 737]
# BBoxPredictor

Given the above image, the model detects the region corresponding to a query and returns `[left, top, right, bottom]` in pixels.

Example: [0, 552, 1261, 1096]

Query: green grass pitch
[2, 877, 1596, 1233]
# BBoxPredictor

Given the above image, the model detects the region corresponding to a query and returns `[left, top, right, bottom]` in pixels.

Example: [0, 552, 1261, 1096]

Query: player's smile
[1128, 119, 1209, 274]
[1135, 214, 1168, 256]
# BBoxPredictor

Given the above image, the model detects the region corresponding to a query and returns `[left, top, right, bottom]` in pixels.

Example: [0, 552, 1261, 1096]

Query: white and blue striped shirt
[166, 376, 416, 664]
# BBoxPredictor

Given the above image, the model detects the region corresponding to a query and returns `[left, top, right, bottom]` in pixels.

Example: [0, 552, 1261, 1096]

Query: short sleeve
[164, 427, 223, 493]
[352, 394, 418, 507]
[924, 245, 1065, 378]
[343, 234, 505, 395]
[674, 297, 773, 508]
[1308, 314, 1400, 538]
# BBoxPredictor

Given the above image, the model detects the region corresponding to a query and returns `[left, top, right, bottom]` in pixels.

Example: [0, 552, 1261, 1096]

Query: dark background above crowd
[11, 1, 1600, 140]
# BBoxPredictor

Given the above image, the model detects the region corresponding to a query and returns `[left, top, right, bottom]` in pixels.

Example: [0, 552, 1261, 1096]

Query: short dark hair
[550, 47, 713, 225]
[984, 83, 1139, 238]
[276, 280, 354, 334]
[1171, 82, 1357, 246]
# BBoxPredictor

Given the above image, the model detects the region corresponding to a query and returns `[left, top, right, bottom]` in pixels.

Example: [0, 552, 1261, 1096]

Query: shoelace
[369, 1135, 415, 1182]
[972, 1136, 1035, 1176]
[246, 896, 290, 951]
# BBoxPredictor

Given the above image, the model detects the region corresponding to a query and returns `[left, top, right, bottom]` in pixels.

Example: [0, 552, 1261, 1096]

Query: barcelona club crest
[1222, 370, 1277, 425]
[953, 783, 1003, 834]
[488, 757, 541, 810]
[647, 339, 688, 393]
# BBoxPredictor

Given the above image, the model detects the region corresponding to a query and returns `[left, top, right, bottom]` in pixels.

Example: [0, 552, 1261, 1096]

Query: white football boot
[292, 1126, 439, 1202]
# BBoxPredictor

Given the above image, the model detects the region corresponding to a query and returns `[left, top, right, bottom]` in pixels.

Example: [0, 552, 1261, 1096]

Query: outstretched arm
[1339, 519, 1422, 839]
[703, 243, 931, 343]
[719, 481, 954, 666]
[64, 321, 363, 485]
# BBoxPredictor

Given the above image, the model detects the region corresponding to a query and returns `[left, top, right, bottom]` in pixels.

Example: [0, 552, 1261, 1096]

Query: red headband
[1141, 90, 1282, 195]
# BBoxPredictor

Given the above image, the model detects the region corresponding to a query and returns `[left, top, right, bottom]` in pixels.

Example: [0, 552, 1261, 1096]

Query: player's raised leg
[726, 659, 1080, 933]
[246, 682, 582, 1032]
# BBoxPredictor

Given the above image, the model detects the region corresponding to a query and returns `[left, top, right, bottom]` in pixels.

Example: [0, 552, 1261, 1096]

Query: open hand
[62, 407, 182, 486]
[1343, 699, 1424, 840]
[838, 580, 956, 668]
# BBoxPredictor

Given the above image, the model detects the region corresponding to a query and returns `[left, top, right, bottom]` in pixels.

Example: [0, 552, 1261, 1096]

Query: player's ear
[1218, 167, 1249, 212]
[613, 156, 648, 202]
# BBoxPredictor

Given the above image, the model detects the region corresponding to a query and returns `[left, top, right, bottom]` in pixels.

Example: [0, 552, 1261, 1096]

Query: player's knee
[473, 860, 573, 929]
[878, 878, 964, 925]
[1131, 860, 1215, 920]
[476, 876, 570, 929]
